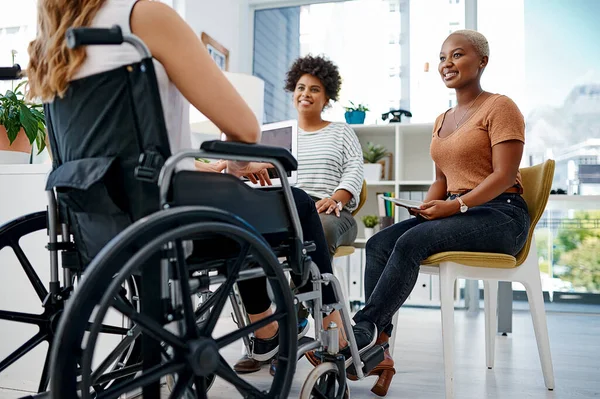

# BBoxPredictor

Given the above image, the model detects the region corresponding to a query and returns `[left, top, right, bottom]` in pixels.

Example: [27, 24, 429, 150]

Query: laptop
[221, 119, 298, 187]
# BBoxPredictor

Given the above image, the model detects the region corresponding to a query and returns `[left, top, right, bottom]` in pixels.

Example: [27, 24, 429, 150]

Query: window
[0, 0, 37, 94]
[479, 0, 600, 300]
[254, 1, 404, 124]
[409, 0, 465, 123]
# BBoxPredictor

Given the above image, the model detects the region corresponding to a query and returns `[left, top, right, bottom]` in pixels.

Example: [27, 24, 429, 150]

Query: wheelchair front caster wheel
[300, 362, 350, 399]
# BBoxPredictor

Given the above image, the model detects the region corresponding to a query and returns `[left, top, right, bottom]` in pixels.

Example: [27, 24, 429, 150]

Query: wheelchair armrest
[200, 140, 298, 172]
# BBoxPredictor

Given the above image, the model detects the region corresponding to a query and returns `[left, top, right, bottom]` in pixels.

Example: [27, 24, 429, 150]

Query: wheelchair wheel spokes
[94, 360, 184, 399]
[174, 239, 200, 339]
[90, 322, 131, 336]
[200, 243, 250, 337]
[111, 296, 187, 351]
[38, 347, 51, 393]
[215, 310, 286, 350]
[89, 327, 140, 384]
[192, 376, 209, 399]
[167, 370, 192, 399]
[0, 309, 45, 324]
[0, 212, 55, 392]
[0, 331, 47, 374]
[0, 212, 49, 303]
[11, 240, 49, 302]
[216, 355, 268, 398]
[51, 214, 297, 399]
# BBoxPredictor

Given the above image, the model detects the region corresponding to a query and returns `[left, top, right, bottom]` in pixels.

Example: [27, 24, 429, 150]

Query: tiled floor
[2, 307, 600, 398]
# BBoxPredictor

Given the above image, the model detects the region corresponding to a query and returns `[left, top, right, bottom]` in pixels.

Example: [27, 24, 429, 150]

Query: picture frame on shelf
[201, 32, 229, 71]
[377, 152, 394, 180]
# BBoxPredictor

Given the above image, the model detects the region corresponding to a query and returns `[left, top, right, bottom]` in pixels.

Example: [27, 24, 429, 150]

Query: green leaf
[35, 131, 46, 154]
[5, 91, 17, 102]
[13, 80, 27, 93]
[19, 104, 38, 144]
[6, 123, 19, 144]
[30, 107, 45, 122]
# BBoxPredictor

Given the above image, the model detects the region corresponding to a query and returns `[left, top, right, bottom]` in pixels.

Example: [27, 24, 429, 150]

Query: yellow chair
[390, 160, 556, 398]
[332, 180, 367, 304]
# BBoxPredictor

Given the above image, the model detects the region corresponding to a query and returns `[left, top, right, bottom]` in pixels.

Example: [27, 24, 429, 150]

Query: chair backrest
[351, 180, 368, 216]
[515, 159, 555, 266]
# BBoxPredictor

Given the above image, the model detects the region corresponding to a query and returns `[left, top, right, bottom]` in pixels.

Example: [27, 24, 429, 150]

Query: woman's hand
[315, 198, 341, 217]
[416, 199, 460, 220]
[227, 161, 273, 186]
[194, 159, 227, 173]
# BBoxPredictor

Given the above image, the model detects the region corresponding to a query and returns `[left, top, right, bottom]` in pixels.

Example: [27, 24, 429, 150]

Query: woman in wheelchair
[18, 0, 383, 398]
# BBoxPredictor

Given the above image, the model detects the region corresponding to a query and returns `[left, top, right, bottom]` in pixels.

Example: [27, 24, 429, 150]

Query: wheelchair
[0, 26, 389, 399]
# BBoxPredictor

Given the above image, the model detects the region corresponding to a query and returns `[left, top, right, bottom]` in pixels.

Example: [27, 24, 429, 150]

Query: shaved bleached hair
[449, 29, 490, 58]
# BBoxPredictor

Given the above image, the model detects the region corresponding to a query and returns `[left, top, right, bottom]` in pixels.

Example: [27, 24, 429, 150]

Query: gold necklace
[453, 91, 484, 128]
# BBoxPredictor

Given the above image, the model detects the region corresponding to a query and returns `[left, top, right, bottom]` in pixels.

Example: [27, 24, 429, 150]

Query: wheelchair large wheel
[0, 212, 53, 392]
[0, 212, 141, 394]
[50, 207, 298, 399]
[299, 363, 350, 399]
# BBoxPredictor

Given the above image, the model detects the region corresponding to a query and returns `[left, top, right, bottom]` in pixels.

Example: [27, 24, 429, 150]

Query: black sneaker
[341, 321, 377, 359]
[251, 331, 279, 362]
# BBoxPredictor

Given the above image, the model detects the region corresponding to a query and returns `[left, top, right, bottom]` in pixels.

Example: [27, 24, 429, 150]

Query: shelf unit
[351, 122, 435, 239]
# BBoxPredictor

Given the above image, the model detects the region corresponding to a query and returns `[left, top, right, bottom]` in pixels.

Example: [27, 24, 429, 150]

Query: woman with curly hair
[285, 55, 364, 258]
[233, 55, 364, 374]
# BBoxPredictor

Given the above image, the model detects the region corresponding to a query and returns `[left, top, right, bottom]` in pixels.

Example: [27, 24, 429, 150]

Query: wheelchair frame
[0, 28, 385, 399]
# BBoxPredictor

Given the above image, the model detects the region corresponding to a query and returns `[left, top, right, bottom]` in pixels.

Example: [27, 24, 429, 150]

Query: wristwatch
[456, 196, 468, 213]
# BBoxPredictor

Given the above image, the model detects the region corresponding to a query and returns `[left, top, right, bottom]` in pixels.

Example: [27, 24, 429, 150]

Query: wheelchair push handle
[65, 25, 152, 58]
[0, 64, 22, 81]
[66, 26, 124, 49]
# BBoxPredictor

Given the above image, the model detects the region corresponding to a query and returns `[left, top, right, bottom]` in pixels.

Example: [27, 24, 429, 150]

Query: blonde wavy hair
[27, 0, 107, 101]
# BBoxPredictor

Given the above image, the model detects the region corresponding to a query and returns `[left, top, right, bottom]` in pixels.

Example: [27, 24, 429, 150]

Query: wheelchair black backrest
[44, 57, 302, 271]
[44, 58, 172, 266]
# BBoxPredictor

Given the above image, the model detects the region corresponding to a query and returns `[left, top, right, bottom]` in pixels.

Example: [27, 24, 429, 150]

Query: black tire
[300, 363, 350, 399]
[50, 206, 298, 399]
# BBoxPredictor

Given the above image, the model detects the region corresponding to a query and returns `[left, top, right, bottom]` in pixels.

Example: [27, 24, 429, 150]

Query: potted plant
[362, 215, 379, 239]
[362, 141, 387, 182]
[0, 65, 47, 164]
[344, 101, 369, 125]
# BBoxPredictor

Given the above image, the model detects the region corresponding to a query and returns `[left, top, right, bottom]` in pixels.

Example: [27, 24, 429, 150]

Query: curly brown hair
[284, 55, 342, 102]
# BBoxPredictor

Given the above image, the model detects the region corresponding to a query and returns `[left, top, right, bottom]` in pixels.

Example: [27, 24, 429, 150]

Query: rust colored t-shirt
[430, 94, 525, 194]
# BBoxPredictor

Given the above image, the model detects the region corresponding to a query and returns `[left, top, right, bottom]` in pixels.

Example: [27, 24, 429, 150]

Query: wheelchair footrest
[360, 342, 389, 375]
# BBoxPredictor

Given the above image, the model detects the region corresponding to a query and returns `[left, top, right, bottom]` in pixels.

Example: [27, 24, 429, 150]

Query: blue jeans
[353, 193, 530, 335]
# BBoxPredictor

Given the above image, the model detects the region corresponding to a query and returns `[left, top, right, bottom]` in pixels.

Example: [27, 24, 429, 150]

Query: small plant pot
[344, 110, 366, 124]
[364, 163, 382, 182]
[364, 227, 374, 240]
[0, 126, 32, 164]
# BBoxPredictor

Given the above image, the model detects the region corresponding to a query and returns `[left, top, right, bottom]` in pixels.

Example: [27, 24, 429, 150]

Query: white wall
[183, 0, 251, 74]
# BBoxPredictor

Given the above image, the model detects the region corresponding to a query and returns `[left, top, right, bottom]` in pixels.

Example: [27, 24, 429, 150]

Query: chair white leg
[389, 311, 400, 356]
[523, 271, 555, 390]
[439, 264, 456, 399]
[483, 280, 498, 369]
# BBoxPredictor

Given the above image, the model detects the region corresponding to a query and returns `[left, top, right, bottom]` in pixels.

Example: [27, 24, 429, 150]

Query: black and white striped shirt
[295, 122, 364, 211]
